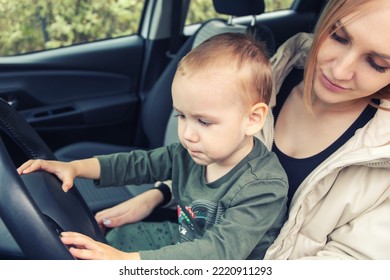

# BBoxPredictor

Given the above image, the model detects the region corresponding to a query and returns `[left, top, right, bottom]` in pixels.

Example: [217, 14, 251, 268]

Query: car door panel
[0, 36, 145, 151]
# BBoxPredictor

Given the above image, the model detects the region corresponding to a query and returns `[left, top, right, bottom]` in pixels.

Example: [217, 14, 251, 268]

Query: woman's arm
[306, 198, 390, 260]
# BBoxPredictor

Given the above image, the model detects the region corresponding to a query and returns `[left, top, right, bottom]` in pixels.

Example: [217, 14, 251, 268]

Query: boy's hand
[95, 188, 164, 230]
[60, 231, 140, 260]
[17, 159, 77, 192]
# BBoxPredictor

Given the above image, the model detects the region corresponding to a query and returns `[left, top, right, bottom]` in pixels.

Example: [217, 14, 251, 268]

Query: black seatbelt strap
[167, 0, 183, 58]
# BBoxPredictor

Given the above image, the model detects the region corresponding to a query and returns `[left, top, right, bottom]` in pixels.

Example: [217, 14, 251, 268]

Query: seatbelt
[167, 0, 183, 58]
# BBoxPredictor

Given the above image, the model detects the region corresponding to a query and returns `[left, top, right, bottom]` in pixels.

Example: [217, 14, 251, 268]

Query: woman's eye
[330, 32, 349, 45]
[198, 119, 211, 126]
[367, 57, 388, 73]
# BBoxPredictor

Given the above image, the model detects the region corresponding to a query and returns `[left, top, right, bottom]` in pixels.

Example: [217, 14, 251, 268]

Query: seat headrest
[213, 0, 265, 17]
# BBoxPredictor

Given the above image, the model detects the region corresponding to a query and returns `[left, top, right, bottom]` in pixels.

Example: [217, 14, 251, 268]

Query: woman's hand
[95, 188, 164, 231]
[61, 231, 140, 260]
[17, 159, 77, 192]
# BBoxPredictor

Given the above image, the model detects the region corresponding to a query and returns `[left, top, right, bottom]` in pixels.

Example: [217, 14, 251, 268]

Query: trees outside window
[0, 0, 293, 56]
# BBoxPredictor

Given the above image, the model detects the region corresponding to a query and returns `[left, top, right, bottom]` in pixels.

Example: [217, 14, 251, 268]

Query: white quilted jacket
[258, 33, 390, 260]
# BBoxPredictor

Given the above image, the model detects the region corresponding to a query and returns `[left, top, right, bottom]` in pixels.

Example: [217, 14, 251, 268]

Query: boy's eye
[174, 113, 185, 119]
[330, 31, 349, 45]
[366, 56, 389, 73]
[198, 119, 211, 126]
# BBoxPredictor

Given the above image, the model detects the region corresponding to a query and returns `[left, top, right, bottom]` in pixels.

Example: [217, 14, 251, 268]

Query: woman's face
[314, 3, 390, 108]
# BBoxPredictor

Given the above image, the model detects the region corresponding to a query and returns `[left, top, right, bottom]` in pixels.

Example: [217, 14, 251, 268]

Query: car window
[0, 0, 144, 56]
[0, 0, 294, 57]
[186, 0, 295, 25]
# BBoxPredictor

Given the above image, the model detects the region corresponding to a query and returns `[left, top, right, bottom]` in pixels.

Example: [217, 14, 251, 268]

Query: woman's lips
[321, 73, 348, 92]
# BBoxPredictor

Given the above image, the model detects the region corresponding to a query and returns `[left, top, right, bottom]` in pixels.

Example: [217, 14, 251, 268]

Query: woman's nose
[331, 51, 356, 80]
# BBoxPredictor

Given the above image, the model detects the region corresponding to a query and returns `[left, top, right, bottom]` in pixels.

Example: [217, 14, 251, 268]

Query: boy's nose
[182, 123, 199, 142]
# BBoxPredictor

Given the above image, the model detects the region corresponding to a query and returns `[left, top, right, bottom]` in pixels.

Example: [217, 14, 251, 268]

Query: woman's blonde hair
[304, 0, 390, 111]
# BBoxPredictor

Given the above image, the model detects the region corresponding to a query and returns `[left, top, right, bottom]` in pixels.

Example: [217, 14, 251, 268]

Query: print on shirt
[177, 199, 226, 242]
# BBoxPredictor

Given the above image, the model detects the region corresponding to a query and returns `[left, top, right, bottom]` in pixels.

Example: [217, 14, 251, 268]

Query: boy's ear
[246, 102, 268, 136]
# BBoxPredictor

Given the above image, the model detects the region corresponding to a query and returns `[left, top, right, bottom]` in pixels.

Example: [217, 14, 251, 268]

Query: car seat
[54, 0, 275, 213]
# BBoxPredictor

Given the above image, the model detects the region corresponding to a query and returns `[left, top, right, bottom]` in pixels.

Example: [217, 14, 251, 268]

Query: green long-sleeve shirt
[95, 137, 288, 259]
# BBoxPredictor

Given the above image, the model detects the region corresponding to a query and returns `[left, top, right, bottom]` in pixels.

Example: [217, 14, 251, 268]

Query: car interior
[0, 0, 327, 259]
[55, 0, 279, 216]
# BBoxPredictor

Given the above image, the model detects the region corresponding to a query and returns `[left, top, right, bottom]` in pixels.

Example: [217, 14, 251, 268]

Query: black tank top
[272, 68, 378, 205]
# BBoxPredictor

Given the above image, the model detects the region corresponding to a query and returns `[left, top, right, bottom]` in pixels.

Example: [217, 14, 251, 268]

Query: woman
[261, 0, 390, 259]
[95, 0, 390, 259]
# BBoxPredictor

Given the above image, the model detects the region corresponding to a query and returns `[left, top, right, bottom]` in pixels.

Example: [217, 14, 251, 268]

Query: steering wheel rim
[0, 98, 106, 259]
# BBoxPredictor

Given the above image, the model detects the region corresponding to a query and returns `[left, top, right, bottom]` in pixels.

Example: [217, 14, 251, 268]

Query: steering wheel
[0, 98, 106, 259]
